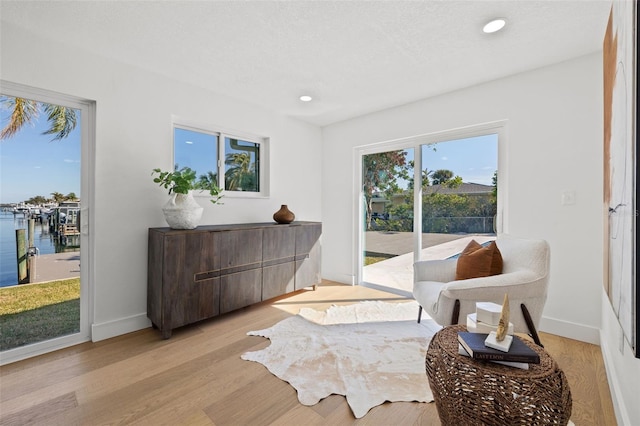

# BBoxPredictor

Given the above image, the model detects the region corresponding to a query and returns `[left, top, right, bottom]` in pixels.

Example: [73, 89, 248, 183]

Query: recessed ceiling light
[299, 95, 313, 102]
[483, 18, 506, 34]
[185, 141, 193, 144]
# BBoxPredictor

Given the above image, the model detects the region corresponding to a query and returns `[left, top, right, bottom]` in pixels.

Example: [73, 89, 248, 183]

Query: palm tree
[195, 171, 219, 190]
[25, 195, 48, 205]
[431, 169, 454, 185]
[0, 97, 37, 140]
[41, 104, 77, 141]
[50, 192, 65, 204]
[225, 152, 257, 191]
[0, 96, 78, 141]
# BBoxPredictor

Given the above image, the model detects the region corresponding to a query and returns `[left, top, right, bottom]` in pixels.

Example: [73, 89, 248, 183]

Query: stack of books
[458, 302, 540, 369]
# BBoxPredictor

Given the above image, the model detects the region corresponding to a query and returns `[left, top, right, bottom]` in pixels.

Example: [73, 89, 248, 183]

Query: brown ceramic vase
[273, 204, 295, 224]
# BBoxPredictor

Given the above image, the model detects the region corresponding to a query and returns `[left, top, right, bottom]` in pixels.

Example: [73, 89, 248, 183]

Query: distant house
[370, 193, 390, 216]
[374, 182, 494, 211]
[370, 182, 494, 221]
[422, 182, 496, 233]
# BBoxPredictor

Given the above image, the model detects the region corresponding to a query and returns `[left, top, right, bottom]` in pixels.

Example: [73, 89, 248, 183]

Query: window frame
[172, 119, 270, 199]
[0, 79, 95, 365]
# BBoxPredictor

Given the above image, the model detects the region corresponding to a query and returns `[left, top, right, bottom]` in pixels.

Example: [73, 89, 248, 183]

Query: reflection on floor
[363, 233, 496, 295]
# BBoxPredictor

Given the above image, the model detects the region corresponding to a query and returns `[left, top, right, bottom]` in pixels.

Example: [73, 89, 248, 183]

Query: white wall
[322, 53, 603, 343]
[1, 21, 323, 340]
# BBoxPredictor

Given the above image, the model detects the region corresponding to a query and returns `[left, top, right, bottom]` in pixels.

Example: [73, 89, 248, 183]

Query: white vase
[162, 192, 204, 229]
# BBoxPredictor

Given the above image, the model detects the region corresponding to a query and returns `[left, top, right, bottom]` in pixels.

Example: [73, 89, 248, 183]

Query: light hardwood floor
[0, 282, 617, 425]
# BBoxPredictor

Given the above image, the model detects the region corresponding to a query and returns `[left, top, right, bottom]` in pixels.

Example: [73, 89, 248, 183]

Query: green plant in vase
[152, 166, 223, 229]
[152, 166, 223, 204]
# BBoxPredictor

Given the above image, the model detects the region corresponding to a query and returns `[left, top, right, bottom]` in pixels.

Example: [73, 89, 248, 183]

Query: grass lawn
[0, 278, 80, 351]
[364, 256, 389, 266]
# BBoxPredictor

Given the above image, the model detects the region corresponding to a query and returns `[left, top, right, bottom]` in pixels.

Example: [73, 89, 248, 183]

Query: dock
[32, 252, 80, 283]
[3, 252, 80, 287]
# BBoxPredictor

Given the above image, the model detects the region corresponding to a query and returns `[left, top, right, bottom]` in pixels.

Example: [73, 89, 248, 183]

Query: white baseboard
[91, 313, 151, 342]
[538, 315, 600, 345]
[599, 333, 632, 426]
[321, 272, 355, 285]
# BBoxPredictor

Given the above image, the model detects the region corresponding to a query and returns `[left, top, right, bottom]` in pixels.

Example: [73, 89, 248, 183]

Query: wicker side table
[425, 325, 572, 425]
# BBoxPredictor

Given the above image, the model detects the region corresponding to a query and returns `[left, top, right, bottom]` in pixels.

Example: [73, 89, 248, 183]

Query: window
[173, 122, 268, 197]
[224, 137, 260, 192]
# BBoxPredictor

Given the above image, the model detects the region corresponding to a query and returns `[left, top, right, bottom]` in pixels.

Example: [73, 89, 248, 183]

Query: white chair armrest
[413, 259, 457, 283]
[441, 270, 543, 300]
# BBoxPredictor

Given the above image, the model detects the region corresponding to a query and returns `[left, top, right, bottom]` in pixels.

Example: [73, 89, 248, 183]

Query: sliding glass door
[358, 128, 500, 296]
[0, 82, 94, 364]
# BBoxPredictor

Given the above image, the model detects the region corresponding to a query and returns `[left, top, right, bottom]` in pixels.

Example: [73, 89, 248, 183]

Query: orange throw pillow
[455, 240, 503, 280]
[487, 241, 503, 276]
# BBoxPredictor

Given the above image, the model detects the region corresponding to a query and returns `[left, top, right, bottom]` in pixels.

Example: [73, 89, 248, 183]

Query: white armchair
[413, 235, 550, 346]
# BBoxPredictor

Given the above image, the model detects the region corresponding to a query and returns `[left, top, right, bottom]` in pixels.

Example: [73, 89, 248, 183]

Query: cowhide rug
[241, 300, 441, 418]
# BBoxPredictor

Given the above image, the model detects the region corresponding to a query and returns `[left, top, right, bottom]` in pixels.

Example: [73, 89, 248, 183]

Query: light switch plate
[561, 191, 576, 205]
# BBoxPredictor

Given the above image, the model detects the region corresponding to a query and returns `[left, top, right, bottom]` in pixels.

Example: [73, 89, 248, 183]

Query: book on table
[457, 331, 540, 364]
[457, 344, 529, 370]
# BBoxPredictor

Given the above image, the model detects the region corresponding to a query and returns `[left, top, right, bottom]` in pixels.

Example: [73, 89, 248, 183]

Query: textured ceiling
[1, 0, 612, 127]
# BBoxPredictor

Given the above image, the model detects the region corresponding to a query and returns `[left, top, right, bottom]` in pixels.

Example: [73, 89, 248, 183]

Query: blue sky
[174, 127, 218, 178]
[392, 133, 498, 190]
[0, 102, 81, 204]
[422, 134, 498, 186]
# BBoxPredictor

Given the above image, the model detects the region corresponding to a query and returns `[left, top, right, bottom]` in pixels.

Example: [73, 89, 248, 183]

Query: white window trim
[172, 117, 270, 199]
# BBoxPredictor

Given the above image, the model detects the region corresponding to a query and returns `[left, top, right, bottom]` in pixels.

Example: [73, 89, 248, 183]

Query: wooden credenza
[147, 221, 322, 338]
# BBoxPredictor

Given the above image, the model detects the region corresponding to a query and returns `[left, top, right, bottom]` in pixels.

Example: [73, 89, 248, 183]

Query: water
[0, 211, 59, 287]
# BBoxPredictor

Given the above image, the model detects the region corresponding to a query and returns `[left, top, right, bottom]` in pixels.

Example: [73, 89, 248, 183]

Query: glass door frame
[353, 121, 507, 290]
[0, 80, 95, 365]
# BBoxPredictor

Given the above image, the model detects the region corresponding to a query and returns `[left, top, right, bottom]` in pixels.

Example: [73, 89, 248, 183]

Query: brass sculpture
[496, 294, 510, 341]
